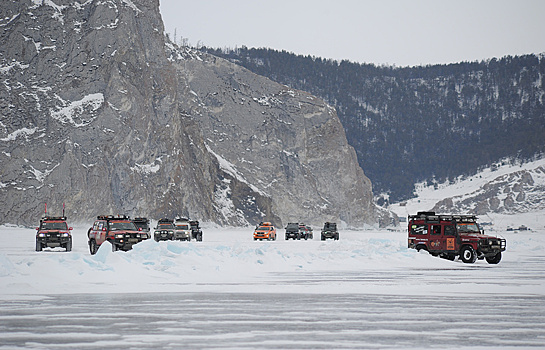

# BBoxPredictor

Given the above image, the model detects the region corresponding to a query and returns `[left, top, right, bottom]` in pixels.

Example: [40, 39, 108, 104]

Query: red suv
[36, 216, 73, 252]
[408, 211, 506, 264]
[88, 215, 148, 254]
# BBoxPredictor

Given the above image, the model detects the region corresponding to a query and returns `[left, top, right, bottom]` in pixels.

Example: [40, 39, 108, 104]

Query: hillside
[390, 156, 545, 224]
[203, 47, 545, 203]
[0, 0, 382, 227]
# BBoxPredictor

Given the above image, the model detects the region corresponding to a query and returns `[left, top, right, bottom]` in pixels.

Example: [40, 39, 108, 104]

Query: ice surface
[1, 212, 544, 348]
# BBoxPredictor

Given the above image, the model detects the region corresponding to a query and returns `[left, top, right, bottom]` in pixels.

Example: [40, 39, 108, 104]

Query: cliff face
[171, 51, 377, 226]
[0, 0, 378, 227]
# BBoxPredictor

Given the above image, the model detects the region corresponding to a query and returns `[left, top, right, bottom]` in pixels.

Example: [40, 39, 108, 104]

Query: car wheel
[65, 241, 72, 252]
[485, 252, 502, 264]
[36, 241, 42, 252]
[89, 240, 97, 255]
[460, 246, 477, 263]
[416, 245, 428, 252]
[321, 236, 325, 241]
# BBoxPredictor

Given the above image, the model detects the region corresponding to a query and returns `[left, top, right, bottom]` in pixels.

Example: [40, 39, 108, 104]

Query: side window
[98, 222, 104, 231]
[93, 221, 99, 230]
[411, 224, 428, 235]
[444, 225, 456, 236]
[431, 225, 441, 235]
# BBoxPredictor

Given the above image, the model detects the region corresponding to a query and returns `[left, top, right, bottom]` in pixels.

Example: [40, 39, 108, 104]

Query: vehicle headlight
[62, 233, 69, 237]
[38, 233, 45, 237]
[115, 234, 124, 238]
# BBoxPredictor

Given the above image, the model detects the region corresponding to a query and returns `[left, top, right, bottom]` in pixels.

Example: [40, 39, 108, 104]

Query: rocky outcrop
[432, 165, 545, 215]
[0, 0, 378, 227]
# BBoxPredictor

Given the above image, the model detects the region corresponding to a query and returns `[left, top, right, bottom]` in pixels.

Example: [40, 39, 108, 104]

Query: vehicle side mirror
[35, 227, 39, 230]
[102, 228, 107, 231]
[69, 227, 73, 230]
[138, 227, 142, 231]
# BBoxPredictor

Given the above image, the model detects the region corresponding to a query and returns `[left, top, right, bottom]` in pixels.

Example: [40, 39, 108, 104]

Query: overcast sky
[159, 0, 545, 67]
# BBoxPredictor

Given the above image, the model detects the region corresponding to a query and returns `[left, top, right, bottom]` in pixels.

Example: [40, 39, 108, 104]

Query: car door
[429, 224, 442, 252]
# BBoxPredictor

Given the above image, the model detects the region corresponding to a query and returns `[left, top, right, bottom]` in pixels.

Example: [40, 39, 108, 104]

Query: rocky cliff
[0, 0, 380, 227]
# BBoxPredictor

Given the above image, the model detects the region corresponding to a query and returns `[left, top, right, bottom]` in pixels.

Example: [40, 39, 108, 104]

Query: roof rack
[408, 212, 478, 223]
[97, 215, 131, 221]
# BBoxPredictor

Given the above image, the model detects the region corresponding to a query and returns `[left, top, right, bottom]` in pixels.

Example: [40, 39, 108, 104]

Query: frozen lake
[1, 292, 544, 349]
[1, 222, 544, 348]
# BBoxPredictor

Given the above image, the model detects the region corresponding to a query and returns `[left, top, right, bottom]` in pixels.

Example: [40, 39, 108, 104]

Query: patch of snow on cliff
[206, 144, 267, 196]
[30, 0, 66, 24]
[131, 160, 161, 175]
[1, 127, 38, 142]
[121, 0, 142, 14]
[50, 93, 104, 127]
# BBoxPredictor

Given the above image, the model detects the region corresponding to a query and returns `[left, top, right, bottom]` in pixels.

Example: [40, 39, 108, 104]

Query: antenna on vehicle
[62, 202, 65, 217]
[44, 203, 47, 216]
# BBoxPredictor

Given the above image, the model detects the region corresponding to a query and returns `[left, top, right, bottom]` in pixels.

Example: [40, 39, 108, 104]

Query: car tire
[321, 236, 325, 241]
[36, 241, 42, 252]
[460, 246, 477, 263]
[485, 252, 502, 264]
[89, 240, 97, 255]
[65, 241, 72, 252]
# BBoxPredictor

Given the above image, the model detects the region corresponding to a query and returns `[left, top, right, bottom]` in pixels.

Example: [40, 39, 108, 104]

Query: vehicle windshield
[109, 221, 137, 231]
[258, 226, 271, 231]
[158, 224, 174, 229]
[456, 223, 481, 233]
[176, 224, 189, 230]
[40, 222, 67, 230]
[286, 224, 298, 229]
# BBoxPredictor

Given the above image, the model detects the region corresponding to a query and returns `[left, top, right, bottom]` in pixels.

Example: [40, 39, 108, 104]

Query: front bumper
[478, 238, 506, 256]
[37, 236, 71, 247]
[173, 231, 191, 240]
[113, 233, 147, 249]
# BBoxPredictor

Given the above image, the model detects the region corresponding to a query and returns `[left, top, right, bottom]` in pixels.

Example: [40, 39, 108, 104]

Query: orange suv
[253, 222, 277, 241]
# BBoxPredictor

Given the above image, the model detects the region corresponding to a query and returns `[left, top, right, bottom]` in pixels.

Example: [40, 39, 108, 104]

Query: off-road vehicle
[87, 215, 148, 254]
[299, 223, 313, 240]
[174, 218, 191, 241]
[189, 220, 203, 241]
[36, 216, 73, 252]
[133, 217, 151, 239]
[154, 218, 175, 241]
[285, 222, 300, 240]
[408, 211, 506, 264]
[254, 222, 276, 241]
[321, 222, 339, 240]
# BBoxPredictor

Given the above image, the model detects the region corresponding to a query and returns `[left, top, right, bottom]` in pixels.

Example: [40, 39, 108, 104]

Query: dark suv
[88, 215, 148, 254]
[133, 217, 151, 239]
[154, 218, 175, 242]
[321, 222, 339, 240]
[190, 220, 203, 241]
[285, 223, 300, 240]
[408, 211, 506, 264]
[36, 216, 73, 252]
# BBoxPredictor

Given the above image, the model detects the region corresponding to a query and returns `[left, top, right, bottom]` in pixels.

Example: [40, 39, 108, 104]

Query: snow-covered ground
[1, 220, 544, 348]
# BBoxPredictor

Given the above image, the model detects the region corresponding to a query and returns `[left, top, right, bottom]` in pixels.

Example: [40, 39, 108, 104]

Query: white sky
[159, 0, 545, 67]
